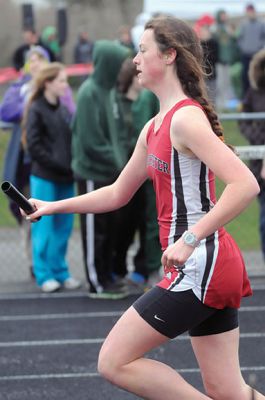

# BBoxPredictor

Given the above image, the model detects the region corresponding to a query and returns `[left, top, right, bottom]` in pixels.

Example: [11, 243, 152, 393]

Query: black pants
[112, 180, 162, 279]
[77, 179, 119, 292]
[112, 184, 147, 278]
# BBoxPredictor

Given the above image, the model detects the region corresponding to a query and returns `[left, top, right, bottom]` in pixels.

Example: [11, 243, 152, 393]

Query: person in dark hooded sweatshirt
[71, 40, 130, 299]
[239, 48, 265, 264]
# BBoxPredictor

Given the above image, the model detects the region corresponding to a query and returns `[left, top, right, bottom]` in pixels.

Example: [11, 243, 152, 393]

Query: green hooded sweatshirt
[116, 88, 159, 155]
[71, 40, 130, 182]
[133, 89, 159, 136]
[41, 26, 60, 56]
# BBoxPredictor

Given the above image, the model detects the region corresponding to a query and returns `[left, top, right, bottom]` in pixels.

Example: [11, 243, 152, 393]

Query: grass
[0, 120, 260, 249]
[0, 129, 17, 227]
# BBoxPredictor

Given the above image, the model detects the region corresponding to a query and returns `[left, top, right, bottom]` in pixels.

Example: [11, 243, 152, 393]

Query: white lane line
[0, 311, 123, 321]
[0, 339, 103, 347]
[0, 366, 264, 381]
[1, 333, 265, 347]
[240, 306, 265, 312]
[0, 372, 98, 380]
[240, 333, 265, 338]
[0, 306, 264, 322]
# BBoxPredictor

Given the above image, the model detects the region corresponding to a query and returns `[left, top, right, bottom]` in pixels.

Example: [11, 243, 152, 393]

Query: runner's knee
[98, 346, 121, 384]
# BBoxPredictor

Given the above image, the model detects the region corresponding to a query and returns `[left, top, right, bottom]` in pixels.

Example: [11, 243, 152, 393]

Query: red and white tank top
[146, 99, 252, 309]
[146, 98, 216, 250]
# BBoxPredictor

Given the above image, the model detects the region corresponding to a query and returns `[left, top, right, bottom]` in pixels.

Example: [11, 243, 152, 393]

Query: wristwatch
[181, 230, 200, 248]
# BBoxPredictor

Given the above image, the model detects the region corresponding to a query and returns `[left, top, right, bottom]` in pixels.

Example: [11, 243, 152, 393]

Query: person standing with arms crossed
[23, 16, 264, 399]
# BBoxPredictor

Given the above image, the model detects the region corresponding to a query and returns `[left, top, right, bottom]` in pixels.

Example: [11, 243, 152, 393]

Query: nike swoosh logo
[154, 314, 165, 323]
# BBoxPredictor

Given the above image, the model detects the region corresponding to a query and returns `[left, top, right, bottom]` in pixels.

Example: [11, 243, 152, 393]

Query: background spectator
[117, 25, 135, 52]
[41, 25, 61, 61]
[73, 30, 94, 64]
[12, 27, 55, 71]
[196, 22, 218, 104]
[24, 62, 80, 293]
[0, 46, 50, 278]
[237, 3, 265, 97]
[113, 57, 162, 293]
[239, 49, 265, 263]
[228, 21, 243, 101]
[112, 57, 145, 291]
[71, 40, 130, 299]
[132, 88, 162, 287]
[212, 9, 240, 110]
[73, 30, 94, 83]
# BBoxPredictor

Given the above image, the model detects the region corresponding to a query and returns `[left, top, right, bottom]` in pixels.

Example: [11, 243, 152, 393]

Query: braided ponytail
[176, 51, 225, 142]
[145, 16, 225, 143]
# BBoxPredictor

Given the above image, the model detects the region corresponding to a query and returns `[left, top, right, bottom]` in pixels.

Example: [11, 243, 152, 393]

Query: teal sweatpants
[30, 175, 74, 286]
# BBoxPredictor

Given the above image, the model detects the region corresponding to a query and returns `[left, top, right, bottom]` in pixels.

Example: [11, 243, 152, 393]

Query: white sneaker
[63, 277, 81, 290]
[41, 279, 61, 293]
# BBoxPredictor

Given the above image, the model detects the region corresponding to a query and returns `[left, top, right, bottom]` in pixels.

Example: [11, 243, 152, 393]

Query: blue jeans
[30, 175, 74, 286]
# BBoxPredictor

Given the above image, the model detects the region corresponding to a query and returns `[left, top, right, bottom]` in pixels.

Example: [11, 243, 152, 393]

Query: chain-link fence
[0, 227, 85, 284]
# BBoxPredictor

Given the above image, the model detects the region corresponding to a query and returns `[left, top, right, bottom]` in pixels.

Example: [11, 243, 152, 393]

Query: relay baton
[1, 181, 41, 221]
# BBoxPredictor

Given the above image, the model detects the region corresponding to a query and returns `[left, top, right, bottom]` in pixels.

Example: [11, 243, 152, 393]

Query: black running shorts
[133, 286, 238, 339]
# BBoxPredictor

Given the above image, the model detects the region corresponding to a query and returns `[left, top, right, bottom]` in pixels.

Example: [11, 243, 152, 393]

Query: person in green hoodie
[41, 26, 61, 61]
[71, 40, 130, 299]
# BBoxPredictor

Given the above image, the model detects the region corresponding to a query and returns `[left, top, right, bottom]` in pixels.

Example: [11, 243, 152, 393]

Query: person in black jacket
[12, 28, 56, 71]
[24, 62, 80, 292]
[73, 30, 94, 64]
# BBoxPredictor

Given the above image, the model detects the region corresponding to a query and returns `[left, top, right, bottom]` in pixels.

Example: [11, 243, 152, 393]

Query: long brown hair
[145, 16, 224, 142]
[21, 62, 65, 147]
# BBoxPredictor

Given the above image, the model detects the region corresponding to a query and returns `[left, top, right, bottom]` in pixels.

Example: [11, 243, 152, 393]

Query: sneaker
[146, 268, 164, 288]
[88, 282, 129, 300]
[63, 277, 82, 290]
[121, 276, 146, 295]
[41, 279, 61, 293]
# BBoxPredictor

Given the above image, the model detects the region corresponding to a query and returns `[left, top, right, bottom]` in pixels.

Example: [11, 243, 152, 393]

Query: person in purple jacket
[0, 46, 75, 278]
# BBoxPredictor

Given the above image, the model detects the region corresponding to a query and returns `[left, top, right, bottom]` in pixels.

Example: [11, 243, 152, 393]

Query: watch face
[183, 231, 199, 247]
[185, 233, 194, 245]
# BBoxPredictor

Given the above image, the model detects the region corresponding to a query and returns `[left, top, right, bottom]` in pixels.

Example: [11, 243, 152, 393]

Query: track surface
[0, 286, 264, 399]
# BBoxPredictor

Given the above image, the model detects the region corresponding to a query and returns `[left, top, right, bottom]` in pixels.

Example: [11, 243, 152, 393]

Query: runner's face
[133, 29, 165, 89]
